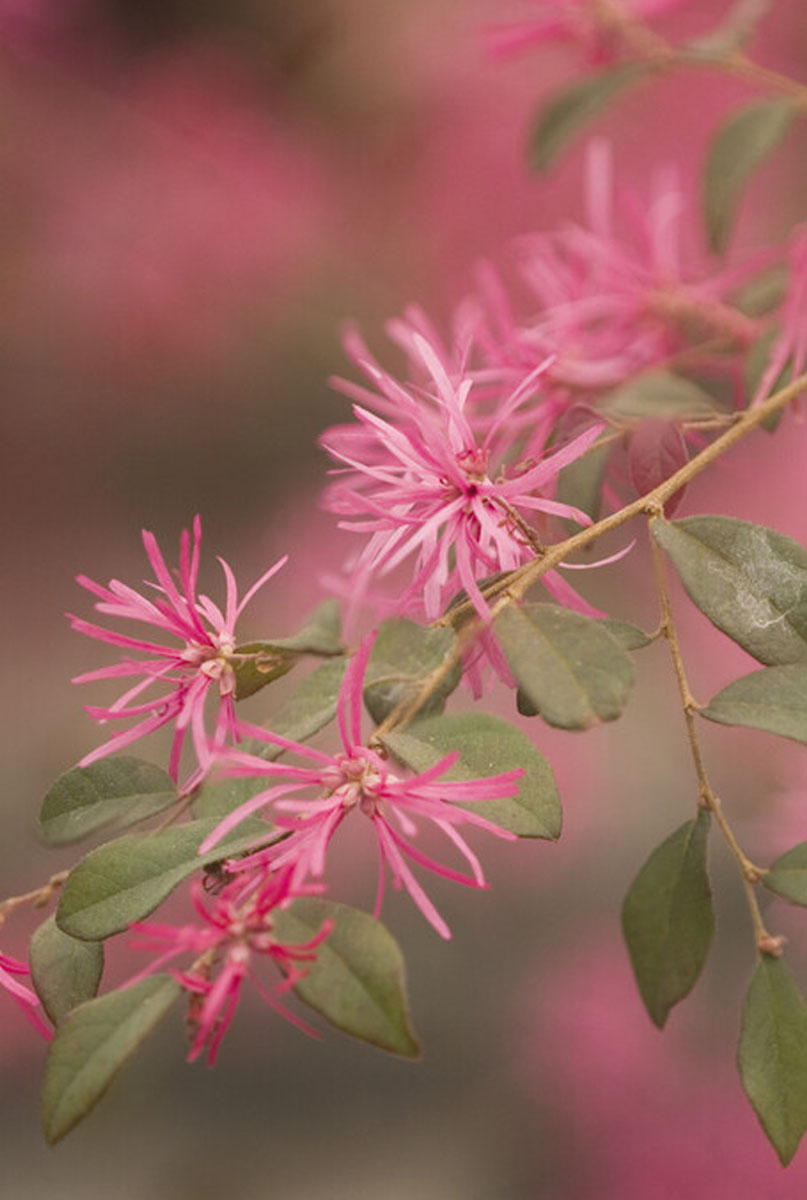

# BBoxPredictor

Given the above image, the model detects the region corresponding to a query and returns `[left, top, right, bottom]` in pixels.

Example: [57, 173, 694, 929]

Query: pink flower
[199, 635, 524, 939]
[486, 0, 692, 65]
[0, 951, 51, 1040]
[752, 226, 807, 409]
[69, 516, 287, 792]
[322, 328, 603, 620]
[129, 867, 330, 1064]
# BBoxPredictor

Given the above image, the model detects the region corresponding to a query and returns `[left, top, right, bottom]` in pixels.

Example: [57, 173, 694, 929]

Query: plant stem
[0, 871, 69, 927]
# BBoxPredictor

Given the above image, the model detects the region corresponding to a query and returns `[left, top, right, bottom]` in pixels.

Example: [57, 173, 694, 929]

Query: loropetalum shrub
[7, 0, 807, 1165]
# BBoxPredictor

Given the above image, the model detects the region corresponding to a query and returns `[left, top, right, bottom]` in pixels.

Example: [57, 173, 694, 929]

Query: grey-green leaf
[701, 664, 807, 743]
[256, 599, 344, 657]
[56, 817, 273, 941]
[557, 437, 612, 522]
[381, 711, 561, 839]
[40, 757, 177, 846]
[601, 370, 720, 420]
[653, 516, 807, 665]
[495, 603, 635, 729]
[273, 899, 420, 1058]
[600, 618, 653, 651]
[704, 100, 796, 254]
[738, 956, 807, 1165]
[528, 65, 644, 171]
[764, 843, 807, 908]
[364, 619, 460, 724]
[30, 916, 104, 1026]
[41, 975, 181, 1144]
[622, 811, 714, 1028]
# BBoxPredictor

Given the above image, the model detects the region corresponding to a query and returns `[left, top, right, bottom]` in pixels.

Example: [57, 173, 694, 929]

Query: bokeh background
[4, 1, 807, 1195]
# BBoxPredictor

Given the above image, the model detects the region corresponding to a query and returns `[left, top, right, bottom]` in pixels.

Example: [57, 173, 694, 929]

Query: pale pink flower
[69, 516, 287, 791]
[475, 142, 761, 398]
[0, 951, 51, 1040]
[486, 0, 692, 65]
[322, 328, 603, 620]
[129, 867, 330, 1064]
[199, 635, 524, 940]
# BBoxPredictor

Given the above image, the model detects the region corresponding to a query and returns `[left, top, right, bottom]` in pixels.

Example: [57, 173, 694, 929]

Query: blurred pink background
[4, 1, 807, 1194]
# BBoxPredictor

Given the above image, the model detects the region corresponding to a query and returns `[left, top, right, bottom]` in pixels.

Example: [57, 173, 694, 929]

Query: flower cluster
[69, 516, 287, 792]
[129, 868, 330, 1064]
[200, 633, 524, 940]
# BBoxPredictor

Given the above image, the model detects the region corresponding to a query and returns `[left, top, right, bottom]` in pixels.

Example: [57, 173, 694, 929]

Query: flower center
[180, 632, 237, 695]
[321, 748, 389, 816]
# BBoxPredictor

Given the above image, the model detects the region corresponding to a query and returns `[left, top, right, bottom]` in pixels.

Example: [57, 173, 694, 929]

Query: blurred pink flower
[752, 226, 807, 409]
[0, 951, 51, 1040]
[487, 0, 693, 64]
[323, 328, 603, 620]
[130, 868, 330, 1064]
[200, 634, 523, 939]
[69, 516, 286, 791]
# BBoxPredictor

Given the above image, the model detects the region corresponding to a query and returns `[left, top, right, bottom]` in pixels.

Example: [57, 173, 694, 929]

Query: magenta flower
[199, 635, 524, 940]
[0, 951, 52, 1040]
[322, 329, 603, 620]
[129, 867, 330, 1064]
[69, 516, 287, 791]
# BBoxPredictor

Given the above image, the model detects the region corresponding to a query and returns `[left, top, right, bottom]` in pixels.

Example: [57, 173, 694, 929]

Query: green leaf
[231, 644, 296, 701]
[381, 711, 561, 839]
[764, 843, 807, 907]
[600, 618, 653, 651]
[734, 265, 788, 318]
[232, 601, 345, 701]
[701, 664, 807, 744]
[527, 65, 644, 171]
[557, 438, 612, 522]
[364, 619, 461, 724]
[622, 811, 714, 1028]
[274, 899, 420, 1058]
[494, 603, 635, 730]
[704, 100, 796, 254]
[29, 916, 104, 1027]
[41, 975, 181, 1144]
[39, 757, 177, 847]
[738, 956, 807, 1165]
[262, 599, 344, 657]
[56, 818, 273, 941]
[601, 370, 719, 420]
[653, 516, 807, 666]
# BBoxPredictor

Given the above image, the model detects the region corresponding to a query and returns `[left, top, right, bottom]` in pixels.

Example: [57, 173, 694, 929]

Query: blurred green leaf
[56, 818, 273, 941]
[495, 603, 634, 729]
[764, 843, 807, 907]
[557, 438, 612, 522]
[382, 711, 561, 839]
[40, 757, 177, 847]
[738, 956, 807, 1165]
[653, 517, 807, 665]
[41, 975, 181, 1144]
[701, 664, 807, 743]
[274, 899, 420, 1058]
[704, 100, 796, 254]
[599, 618, 653, 650]
[601, 370, 718, 420]
[30, 916, 104, 1027]
[364, 619, 460, 724]
[622, 811, 714, 1028]
[528, 65, 644, 171]
[734, 266, 788, 318]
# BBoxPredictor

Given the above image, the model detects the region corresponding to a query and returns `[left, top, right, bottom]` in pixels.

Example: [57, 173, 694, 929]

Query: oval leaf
[704, 100, 796, 254]
[601, 370, 719, 420]
[628, 419, 689, 514]
[738, 956, 807, 1165]
[364, 619, 460, 724]
[653, 517, 807, 665]
[30, 916, 104, 1027]
[56, 817, 274, 941]
[41, 975, 181, 1144]
[701, 664, 807, 743]
[261, 598, 344, 657]
[381, 711, 561, 839]
[273, 898, 420, 1058]
[599, 618, 653, 651]
[495, 603, 635, 730]
[764, 843, 807, 907]
[40, 757, 177, 846]
[527, 65, 644, 171]
[622, 811, 714, 1028]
